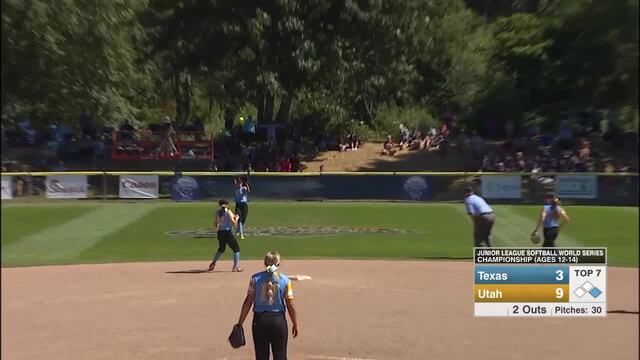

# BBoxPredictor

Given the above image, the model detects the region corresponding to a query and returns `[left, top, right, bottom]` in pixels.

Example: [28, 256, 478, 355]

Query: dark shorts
[217, 230, 240, 253]
[473, 213, 496, 247]
[235, 202, 249, 224]
[543, 227, 559, 247]
[253, 312, 288, 360]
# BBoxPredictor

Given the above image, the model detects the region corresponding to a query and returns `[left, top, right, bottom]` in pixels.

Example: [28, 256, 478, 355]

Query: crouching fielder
[464, 187, 496, 247]
[532, 193, 570, 247]
[209, 199, 243, 272]
[236, 252, 299, 360]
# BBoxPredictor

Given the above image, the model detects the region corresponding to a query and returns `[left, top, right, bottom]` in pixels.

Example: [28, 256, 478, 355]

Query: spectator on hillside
[399, 125, 411, 150]
[348, 132, 360, 150]
[382, 135, 397, 156]
[410, 131, 423, 150]
[279, 157, 292, 172]
[422, 133, 433, 151]
[338, 136, 348, 152]
[292, 153, 303, 172]
[578, 138, 591, 160]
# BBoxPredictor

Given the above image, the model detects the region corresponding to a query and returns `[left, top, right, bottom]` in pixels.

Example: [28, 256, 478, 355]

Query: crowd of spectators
[212, 117, 305, 172]
[470, 113, 636, 173]
[381, 122, 451, 156]
[1, 113, 111, 171]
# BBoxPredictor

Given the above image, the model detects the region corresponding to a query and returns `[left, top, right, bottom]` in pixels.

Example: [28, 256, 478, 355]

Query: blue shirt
[216, 209, 233, 231]
[543, 205, 561, 228]
[248, 271, 294, 313]
[464, 194, 493, 216]
[243, 118, 256, 134]
[235, 186, 249, 203]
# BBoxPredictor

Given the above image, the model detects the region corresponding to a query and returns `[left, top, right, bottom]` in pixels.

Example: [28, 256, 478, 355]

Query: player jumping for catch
[234, 176, 250, 240]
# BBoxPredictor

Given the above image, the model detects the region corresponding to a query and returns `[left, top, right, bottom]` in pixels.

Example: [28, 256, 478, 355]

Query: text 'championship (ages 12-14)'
[473, 247, 607, 317]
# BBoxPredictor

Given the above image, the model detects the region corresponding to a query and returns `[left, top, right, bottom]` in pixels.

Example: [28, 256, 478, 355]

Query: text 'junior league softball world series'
[473, 247, 607, 317]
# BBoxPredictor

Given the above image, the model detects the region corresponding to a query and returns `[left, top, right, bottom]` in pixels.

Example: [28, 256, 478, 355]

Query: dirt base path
[2, 260, 638, 360]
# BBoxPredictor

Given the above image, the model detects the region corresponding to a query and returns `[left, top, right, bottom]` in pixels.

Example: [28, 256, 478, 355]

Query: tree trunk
[275, 92, 294, 124]
[182, 72, 193, 123]
[224, 106, 234, 131]
[208, 75, 214, 115]
[173, 70, 183, 122]
[264, 93, 275, 123]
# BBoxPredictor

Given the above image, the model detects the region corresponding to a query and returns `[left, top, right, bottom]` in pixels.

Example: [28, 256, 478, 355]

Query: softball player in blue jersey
[532, 193, 571, 247]
[208, 199, 243, 272]
[234, 177, 250, 240]
[236, 252, 299, 360]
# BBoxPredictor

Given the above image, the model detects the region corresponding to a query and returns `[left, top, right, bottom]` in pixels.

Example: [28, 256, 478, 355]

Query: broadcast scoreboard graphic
[474, 247, 607, 317]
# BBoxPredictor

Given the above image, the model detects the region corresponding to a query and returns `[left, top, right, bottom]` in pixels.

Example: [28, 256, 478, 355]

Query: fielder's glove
[530, 231, 541, 244]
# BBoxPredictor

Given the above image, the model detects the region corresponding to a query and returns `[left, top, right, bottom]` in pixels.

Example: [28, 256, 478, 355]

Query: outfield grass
[1, 202, 638, 267]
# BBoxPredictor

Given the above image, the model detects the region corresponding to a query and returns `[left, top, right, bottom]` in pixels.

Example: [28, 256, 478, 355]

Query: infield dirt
[2, 260, 638, 360]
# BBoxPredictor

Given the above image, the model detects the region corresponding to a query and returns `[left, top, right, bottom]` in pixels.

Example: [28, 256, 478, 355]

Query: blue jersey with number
[248, 271, 294, 313]
[235, 186, 249, 203]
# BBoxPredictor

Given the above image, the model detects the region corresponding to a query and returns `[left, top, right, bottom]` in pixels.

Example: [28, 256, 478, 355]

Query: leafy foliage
[1, 0, 637, 136]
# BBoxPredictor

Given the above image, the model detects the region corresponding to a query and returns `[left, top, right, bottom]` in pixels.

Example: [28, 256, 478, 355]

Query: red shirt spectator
[280, 158, 292, 172]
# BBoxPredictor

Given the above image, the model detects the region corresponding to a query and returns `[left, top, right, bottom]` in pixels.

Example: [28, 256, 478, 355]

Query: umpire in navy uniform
[464, 187, 496, 247]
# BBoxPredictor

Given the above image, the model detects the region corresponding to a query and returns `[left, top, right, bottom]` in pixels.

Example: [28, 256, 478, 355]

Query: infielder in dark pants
[532, 193, 570, 247]
[208, 199, 243, 272]
[464, 187, 495, 247]
[236, 252, 299, 360]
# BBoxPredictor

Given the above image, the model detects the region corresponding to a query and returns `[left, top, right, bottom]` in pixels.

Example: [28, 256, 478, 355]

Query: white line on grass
[3, 203, 156, 262]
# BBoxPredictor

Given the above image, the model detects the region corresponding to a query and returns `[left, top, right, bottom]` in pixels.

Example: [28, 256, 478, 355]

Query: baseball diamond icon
[573, 281, 602, 299]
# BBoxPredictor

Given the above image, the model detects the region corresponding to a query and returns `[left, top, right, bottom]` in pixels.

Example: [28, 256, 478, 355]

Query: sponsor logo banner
[166, 226, 423, 238]
[1, 176, 12, 200]
[555, 175, 598, 199]
[46, 175, 88, 199]
[119, 175, 159, 199]
[403, 176, 431, 200]
[171, 176, 200, 201]
[481, 175, 522, 198]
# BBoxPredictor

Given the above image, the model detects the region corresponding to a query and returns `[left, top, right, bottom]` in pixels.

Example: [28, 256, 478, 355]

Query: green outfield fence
[1, 171, 638, 206]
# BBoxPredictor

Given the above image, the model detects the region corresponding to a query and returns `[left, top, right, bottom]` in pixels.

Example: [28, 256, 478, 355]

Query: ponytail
[552, 197, 561, 219]
[264, 252, 282, 305]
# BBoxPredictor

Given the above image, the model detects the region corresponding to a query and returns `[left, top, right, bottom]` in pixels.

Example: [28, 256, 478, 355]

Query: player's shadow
[165, 269, 232, 274]
[607, 310, 640, 315]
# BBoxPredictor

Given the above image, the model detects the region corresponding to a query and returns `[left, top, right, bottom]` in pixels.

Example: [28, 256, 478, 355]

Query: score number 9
[555, 270, 566, 299]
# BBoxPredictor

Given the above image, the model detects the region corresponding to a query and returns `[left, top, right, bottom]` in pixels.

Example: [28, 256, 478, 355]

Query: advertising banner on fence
[119, 175, 159, 199]
[171, 174, 433, 201]
[46, 175, 88, 199]
[555, 174, 598, 199]
[1, 176, 12, 200]
[481, 175, 522, 198]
